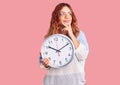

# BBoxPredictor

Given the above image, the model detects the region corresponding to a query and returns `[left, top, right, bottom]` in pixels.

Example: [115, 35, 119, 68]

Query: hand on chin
[63, 23, 70, 27]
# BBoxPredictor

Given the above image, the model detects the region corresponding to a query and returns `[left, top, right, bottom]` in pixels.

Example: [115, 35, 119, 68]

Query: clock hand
[58, 43, 69, 51]
[48, 46, 61, 52]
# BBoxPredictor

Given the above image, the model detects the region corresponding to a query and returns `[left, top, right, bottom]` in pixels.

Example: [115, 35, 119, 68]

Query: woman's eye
[60, 12, 65, 16]
[60, 12, 72, 16]
[68, 12, 72, 15]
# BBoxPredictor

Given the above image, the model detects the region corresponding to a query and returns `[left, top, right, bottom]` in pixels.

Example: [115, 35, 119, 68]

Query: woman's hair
[45, 3, 79, 38]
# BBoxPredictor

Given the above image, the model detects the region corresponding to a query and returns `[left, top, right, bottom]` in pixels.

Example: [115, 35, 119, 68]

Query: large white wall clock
[41, 34, 75, 68]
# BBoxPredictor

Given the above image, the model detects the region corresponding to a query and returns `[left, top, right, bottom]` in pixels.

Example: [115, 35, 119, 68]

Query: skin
[41, 6, 79, 67]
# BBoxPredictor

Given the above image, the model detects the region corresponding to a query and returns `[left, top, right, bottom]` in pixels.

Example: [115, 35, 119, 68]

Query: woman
[39, 3, 89, 85]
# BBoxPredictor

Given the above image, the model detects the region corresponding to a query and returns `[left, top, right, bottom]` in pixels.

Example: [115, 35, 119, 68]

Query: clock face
[41, 34, 75, 68]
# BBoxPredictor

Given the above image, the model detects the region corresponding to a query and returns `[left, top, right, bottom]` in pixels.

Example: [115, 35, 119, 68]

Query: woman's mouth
[63, 20, 71, 23]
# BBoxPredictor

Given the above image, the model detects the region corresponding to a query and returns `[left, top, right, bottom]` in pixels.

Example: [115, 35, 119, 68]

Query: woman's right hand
[40, 52, 50, 68]
[41, 58, 49, 68]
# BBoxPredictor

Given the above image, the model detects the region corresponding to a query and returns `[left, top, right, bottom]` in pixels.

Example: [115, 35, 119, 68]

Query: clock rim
[41, 34, 75, 68]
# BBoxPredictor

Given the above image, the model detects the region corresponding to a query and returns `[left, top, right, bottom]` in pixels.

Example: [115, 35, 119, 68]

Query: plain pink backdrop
[0, 0, 120, 85]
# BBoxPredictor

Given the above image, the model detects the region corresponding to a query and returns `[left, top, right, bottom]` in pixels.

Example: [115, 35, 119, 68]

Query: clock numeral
[45, 46, 49, 49]
[53, 60, 56, 64]
[59, 61, 62, 65]
[49, 41, 53, 44]
[68, 53, 71, 56]
[54, 37, 58, 41]
[69, 47, 71, 50]
[62, 38, 64, 41]
[45, 52, 48, 55]
[48, 57, 51, 61]
[66, 42, 69, 44]
[65, 58, 68, 62]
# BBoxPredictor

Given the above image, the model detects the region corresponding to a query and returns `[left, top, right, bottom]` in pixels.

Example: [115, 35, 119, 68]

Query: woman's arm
[62, 25, 79, 49]
[75, 31, 89, 61]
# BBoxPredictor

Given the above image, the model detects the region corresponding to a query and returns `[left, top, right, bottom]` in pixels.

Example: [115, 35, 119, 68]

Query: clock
[41, 34, 75, 68]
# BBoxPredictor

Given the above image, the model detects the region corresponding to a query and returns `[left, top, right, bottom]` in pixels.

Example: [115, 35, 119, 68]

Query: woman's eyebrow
[60, 11, 71, 13]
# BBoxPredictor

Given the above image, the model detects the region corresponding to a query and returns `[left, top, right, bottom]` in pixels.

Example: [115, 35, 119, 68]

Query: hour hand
[48, 46, 60, 52]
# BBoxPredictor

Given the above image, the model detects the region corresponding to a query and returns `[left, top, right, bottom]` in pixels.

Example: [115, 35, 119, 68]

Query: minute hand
[58, 43, 69, 51]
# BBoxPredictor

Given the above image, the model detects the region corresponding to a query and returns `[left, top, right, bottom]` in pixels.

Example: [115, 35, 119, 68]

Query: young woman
[39, 3, 89, 85]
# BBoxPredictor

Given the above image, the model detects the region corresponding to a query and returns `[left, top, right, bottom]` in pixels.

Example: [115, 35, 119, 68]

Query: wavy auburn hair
[45, 3, 79, 38]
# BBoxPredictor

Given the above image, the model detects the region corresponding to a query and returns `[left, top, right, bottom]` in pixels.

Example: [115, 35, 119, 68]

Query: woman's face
[59, 6, 72, 27]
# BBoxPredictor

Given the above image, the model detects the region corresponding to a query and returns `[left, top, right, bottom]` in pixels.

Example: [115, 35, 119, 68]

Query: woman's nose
[65, 14, 70, 19]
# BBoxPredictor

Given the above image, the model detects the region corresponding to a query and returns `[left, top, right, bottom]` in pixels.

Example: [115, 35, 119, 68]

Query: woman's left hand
[62, 24, 73, 36]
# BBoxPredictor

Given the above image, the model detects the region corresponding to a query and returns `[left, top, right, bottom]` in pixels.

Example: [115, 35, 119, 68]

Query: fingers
[62, 28, 67, 32]
[65, 23, 71, 27]
[67, 24, 70, 27]
[39, 52, 41, 55]
[62, 25, 71, 32]
[42, 58, 49, 67]
[40, 52, 49, 67]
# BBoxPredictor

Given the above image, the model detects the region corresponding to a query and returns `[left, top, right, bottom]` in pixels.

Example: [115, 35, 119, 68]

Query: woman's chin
[62, 23, 70, 27]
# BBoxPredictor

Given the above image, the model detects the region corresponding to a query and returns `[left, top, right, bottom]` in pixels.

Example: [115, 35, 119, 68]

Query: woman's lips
[63, 20, 71, 23]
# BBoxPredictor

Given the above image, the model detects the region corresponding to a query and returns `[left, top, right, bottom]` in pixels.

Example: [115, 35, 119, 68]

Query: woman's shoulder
[77, 30, 85, 39]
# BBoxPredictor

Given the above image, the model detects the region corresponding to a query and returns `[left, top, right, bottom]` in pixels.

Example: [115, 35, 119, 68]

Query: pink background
[0, 0, 120, 85]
